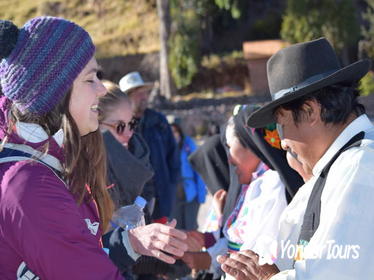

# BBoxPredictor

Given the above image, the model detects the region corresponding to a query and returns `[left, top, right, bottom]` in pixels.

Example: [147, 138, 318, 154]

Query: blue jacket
[180, 136, 206, 203]
[138, 109, 180, 219]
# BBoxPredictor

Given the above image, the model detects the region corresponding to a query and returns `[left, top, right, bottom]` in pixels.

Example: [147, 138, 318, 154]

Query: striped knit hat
[0, 16, 95, 115]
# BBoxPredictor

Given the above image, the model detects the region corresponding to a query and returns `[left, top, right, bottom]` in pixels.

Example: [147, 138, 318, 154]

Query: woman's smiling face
[101, 100, 135, 148]
[225, 125, 260, 184]
[69, 57, 106, 136]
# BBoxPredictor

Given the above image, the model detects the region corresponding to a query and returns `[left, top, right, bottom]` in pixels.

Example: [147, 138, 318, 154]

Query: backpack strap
[298, 131, 365, 246]
[3, 146, 65, 279]
[2, 143, 62, 172]
[0, 146, 63, 179]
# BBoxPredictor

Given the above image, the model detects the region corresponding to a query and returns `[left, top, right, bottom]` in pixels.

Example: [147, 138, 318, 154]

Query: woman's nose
[123, 127, 133, 137]
[97, 81, 107, 97]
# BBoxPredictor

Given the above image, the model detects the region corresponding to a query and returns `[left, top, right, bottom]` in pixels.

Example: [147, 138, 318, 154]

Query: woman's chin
[80, 122, 99, 136]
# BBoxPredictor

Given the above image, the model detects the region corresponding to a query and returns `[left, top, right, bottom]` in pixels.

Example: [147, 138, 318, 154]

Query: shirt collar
[16, 122, 64, 147]
[252, 162, 269, 180]
[312, 114, 373, 176]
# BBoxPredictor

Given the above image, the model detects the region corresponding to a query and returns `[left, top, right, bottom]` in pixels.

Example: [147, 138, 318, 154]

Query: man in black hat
[216, 38, 374, 279]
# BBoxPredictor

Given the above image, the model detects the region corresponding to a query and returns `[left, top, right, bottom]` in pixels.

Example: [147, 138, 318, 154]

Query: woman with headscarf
[181, 105, 303, 279]
[188, 133, 241, 250]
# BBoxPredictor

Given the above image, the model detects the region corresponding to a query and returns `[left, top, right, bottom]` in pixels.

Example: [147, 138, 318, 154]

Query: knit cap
[0, 16, 95, 115]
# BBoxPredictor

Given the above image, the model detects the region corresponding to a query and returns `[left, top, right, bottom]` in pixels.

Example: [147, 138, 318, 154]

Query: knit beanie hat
[0, 16, 95, 115]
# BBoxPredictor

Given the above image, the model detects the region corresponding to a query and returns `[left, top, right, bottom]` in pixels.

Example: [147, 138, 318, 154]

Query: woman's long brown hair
[8, 90, 114, 232]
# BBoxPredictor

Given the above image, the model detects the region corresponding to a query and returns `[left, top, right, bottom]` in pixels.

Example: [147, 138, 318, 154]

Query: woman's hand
[128, 219, 188, 264]
[182, 251, 211, 270]
[217, 250, 279, 280]
[213, 189, 227, 217]
[185, 230, 205, 252]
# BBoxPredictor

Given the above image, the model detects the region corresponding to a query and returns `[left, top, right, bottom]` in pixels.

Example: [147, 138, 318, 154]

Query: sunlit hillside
[0, 0, 160, 58]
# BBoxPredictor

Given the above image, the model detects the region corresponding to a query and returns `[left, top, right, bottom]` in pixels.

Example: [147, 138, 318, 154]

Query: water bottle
[112, 196, 147, 230]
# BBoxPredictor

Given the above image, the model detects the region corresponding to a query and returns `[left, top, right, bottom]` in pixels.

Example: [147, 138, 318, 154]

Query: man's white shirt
[271, 114, 374, 280]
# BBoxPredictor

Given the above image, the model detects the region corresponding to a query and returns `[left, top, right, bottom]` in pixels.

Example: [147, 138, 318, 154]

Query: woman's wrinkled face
[69, 57, 106, 136]
[102, 100, 135, 148]
[225, 125, 260, 184]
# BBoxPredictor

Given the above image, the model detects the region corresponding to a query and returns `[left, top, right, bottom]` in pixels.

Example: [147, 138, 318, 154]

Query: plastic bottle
[112, 196, 147, 230]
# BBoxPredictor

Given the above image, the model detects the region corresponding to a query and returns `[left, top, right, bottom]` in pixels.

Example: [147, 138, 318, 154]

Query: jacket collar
[16, 122, 64, 147]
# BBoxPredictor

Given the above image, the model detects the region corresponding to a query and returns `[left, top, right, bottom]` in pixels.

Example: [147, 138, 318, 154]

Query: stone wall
[153, 94, 269, 137]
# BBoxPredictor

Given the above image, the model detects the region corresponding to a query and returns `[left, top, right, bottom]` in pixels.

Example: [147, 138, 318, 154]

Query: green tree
[360, 0, 374, 96]
[214, 0, 241, 19]
[362, 0, 374, 58]
[157, 0, 172, 98]
[281, 0, 359, 61]
[168, 0, 247, 89]
[359, 72, 374, 96]
[168, 1, 201, 89]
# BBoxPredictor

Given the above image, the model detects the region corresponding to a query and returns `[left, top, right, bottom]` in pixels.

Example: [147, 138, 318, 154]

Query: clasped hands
[217, 250, 279, 280]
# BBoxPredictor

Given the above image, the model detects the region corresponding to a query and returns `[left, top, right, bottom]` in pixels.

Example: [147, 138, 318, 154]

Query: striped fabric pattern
[0, 16, 95, 115]
[227, 240, 242, 252]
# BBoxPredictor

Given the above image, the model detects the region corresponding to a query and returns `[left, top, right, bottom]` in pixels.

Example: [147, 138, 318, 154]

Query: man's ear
[301, 99, 321, 125]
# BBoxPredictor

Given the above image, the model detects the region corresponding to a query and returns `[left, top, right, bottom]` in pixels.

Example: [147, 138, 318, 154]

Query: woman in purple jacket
[0, 17, 186, 279]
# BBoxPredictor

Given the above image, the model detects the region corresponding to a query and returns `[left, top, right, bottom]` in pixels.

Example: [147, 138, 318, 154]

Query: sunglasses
[102, 118, 139, 134]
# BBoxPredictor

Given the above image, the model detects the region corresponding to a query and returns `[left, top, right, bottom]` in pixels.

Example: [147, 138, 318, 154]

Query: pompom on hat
[0, 16, 95, 115]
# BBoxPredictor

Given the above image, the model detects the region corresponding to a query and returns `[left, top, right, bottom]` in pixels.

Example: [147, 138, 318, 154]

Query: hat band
[273, 69, 337, 101]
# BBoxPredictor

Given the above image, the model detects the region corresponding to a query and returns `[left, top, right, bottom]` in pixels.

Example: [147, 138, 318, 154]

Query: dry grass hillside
[0, 0, 160, 58]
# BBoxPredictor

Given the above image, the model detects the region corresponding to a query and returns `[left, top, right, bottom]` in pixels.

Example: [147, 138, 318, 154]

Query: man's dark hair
[275, 83, 365, 124]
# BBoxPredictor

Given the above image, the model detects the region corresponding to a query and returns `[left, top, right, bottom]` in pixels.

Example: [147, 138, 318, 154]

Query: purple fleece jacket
[0, 98, 124, 279]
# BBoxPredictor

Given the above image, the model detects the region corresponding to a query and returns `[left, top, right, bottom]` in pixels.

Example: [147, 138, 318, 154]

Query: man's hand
[128, 219, 188, 264]
[185, 230, 205, 252]
[217, 250, 279, 280]
[182, 251, 211, 270]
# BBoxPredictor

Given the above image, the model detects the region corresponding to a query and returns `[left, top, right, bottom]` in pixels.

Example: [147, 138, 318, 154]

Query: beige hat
[119, 71, 153, 94]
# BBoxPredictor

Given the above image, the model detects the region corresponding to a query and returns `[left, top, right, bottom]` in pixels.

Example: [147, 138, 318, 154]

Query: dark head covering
[231, 105, 304, 202]
[232, 106, 273, 168]
[188, 134, 230, 194]
[247, 37, 370, 128]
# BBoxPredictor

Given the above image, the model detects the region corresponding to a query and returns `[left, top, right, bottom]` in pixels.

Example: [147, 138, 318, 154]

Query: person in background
[273, 152, 312, 271]
[99, 80, 155, 216]
[0, 17, 187, 280]
[98, 80, 156, 278]
[119, 72, 180, 223]
[170, 122, 206, 231]
[187, 133, 233, 261]
[188, 134, 230, 196]
[181, 105, 303, 279]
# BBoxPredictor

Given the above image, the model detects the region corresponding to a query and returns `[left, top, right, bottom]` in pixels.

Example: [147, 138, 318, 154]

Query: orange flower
[264, 129, 281, 149]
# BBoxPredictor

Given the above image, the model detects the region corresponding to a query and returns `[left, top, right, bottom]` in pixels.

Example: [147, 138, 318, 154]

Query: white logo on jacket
[84, 219, 99, 235]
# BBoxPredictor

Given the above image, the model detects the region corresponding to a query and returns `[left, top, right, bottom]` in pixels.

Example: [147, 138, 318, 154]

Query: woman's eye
[86, 80, 94, 83]
[97, 70, 103, 80]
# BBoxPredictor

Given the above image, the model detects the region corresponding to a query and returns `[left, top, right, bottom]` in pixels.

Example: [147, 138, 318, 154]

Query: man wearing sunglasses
[119, 72, 180, 224]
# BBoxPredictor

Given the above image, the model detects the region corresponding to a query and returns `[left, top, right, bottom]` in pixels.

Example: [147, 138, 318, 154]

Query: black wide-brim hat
[247, 37, 371, 128]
